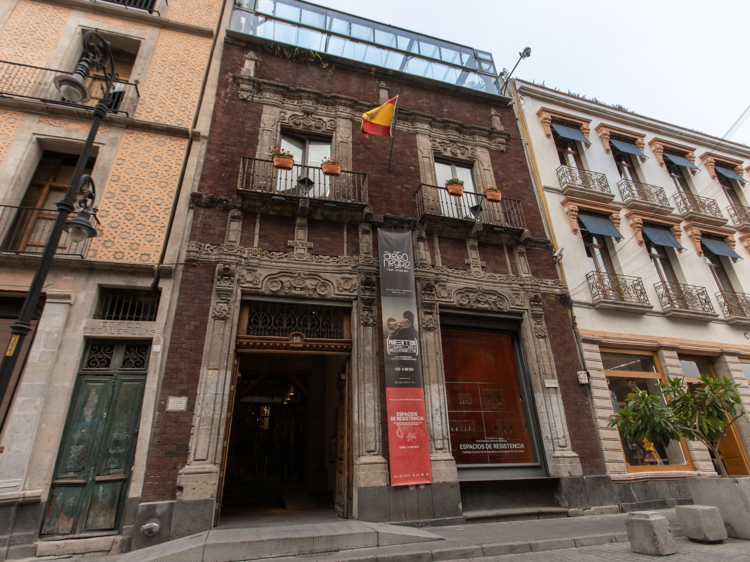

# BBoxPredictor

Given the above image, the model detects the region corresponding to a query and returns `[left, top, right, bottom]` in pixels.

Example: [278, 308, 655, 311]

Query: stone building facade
[0, 0, 226, 558]
[513, 79, 750, 509]
[131, 0, 614, 546]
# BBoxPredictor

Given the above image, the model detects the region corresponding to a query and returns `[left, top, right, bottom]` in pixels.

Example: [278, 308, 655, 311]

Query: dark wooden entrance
[41, 341, 149, 537]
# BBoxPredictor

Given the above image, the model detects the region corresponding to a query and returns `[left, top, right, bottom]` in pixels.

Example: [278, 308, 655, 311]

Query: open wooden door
[334, 358, 352, 518]
[720, 423, 750, 476]
[214, 356, 240, 526]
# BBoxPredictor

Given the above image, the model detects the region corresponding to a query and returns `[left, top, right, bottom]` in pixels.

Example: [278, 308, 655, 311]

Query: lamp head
[54, 56, 92, 103]
[64, 209, 97, 243]
[521, 47, 532, 59]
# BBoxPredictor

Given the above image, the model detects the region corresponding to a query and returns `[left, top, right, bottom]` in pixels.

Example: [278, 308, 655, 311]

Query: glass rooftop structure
[230, 0, 501, 95]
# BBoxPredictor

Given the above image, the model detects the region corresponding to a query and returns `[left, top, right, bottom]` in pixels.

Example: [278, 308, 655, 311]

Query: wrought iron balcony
[673, 191, 726, 225]
[0, 60, 140, 117]
[727, 204, 750, 231]
[716, 290, 750, 322]
[0, 205, 91, 258]
[238, 157, 368, 205]
[586, 271, 651, 309]
[618, 179, 673, 213]
[557, 165, 612, 202]
[655, 282, 716, 317]
[97, 0, 157, 13]
[415, 184, 526, 231]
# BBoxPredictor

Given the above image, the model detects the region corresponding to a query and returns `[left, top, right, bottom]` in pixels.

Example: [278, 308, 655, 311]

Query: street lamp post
[0, 31, 114, 418]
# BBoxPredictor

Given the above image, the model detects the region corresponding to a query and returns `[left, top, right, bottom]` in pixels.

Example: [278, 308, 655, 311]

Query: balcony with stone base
[716, 290, 750, 326]
[586, 271, 653, 313]
[557, 165, 614, 204]
[654, 282, 718, 321]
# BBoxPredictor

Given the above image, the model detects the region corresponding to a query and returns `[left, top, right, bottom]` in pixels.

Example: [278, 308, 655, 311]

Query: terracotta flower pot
[272, 156, 294, 170]
[446, 183, 464, 197]
[485, 190, 501, 202]
[321, 163, 342, 176]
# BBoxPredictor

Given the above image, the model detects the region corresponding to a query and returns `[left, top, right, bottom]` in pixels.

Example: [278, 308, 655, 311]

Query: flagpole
[387, 94, 400, 173]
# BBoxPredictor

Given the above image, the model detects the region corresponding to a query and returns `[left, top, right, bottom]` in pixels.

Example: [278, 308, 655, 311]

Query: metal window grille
[245, 302, 345, 339]
[94, 288, 161, 322]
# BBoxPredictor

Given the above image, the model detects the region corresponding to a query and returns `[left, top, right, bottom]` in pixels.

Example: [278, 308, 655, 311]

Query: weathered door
[41, 341, 149, 537]
[215, 356, 240, 526]
[334, 359, 352, 518]
[720, 423, 750, 476]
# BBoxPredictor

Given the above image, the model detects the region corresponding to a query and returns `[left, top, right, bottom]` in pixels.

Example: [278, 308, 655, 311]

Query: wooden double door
[41, 341, 149, 537]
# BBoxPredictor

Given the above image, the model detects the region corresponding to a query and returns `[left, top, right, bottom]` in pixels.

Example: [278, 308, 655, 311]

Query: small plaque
[544, 379, 559, 388]
[167, 396, 188, 411]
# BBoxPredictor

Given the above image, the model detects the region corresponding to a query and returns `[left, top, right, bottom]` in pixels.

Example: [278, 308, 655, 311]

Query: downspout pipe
[149, 0, 229, 291]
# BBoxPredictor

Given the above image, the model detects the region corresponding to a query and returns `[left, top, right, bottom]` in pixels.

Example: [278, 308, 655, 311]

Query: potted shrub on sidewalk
[484, 185, 502, 202]
[271, 146, 294, 170]
[321, 156, 342, 176]
[445, 178, 464, 197]
[609, 374, 750, 539]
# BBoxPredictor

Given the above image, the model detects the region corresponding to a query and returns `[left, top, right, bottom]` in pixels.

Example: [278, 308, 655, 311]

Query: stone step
[118, 521, 441, 562]
[463, 507, 569, 523]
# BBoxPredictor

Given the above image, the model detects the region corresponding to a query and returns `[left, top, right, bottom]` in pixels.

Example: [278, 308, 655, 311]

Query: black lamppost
[0, 31, 114, 414]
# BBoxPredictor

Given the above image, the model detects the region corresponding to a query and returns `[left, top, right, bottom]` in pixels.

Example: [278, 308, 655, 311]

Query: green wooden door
[41, 341, 149, 537]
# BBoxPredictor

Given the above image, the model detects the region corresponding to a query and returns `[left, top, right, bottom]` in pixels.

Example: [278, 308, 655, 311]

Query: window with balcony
[603, 351, 692, 472]
[665, 157, 693, 195]
[717, 171, 746, 209]
[582, 226, 614, 275]
[554, 135, 583, 169]
[434, 160, 478, 220]
[647, 240, 679, 286]
[613, 145, 640, 183]
[705, 245, 735, 294]
[277, 132, 332, 197]
[0, 150, 96, 257]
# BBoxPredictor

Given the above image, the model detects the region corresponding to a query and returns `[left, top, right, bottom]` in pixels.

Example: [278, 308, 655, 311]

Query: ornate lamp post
[0, 31, 115, 417]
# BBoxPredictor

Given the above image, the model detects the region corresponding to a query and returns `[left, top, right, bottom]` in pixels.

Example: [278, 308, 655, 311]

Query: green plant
[270, 146, 293, 159]
[483, 185, 500, 193]
[445, 178, 464, 186]
[609, 374, 746, 476]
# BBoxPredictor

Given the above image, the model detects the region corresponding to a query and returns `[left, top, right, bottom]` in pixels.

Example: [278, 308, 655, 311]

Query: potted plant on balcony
[320, 156, 342, 177]
[445, 177, 464, 197]
[484, 185, 502, 202]
[270, 146, 294, 170]
[609, 375, 750, 539]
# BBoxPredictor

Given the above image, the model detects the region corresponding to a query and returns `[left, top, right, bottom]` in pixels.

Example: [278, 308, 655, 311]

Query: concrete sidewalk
[18, 509, 750, 562]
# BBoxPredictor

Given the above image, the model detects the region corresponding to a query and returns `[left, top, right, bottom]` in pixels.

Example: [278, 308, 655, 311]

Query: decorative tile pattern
[84, 13, 147, 31]
[0, 110, 25, 168]
[167, 0, 222, 29]
[88, 130, 187, 263]
[134, 30, 212, 127]
[0, 0, 71, 66]
[39, 116, 110, 133]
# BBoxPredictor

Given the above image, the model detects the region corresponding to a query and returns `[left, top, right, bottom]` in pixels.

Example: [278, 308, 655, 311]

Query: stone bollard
[625, 511, 677, 556]
[675, 505, 727, 543]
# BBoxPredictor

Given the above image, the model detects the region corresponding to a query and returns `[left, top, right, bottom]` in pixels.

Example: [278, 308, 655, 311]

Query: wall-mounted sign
[166, 396, 188, 411]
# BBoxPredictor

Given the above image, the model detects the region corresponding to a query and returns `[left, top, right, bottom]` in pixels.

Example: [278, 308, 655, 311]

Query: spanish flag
[361, 95, 399, 138]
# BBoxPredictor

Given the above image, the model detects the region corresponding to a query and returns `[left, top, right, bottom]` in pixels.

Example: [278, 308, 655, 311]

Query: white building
[513, 79, 750, 509]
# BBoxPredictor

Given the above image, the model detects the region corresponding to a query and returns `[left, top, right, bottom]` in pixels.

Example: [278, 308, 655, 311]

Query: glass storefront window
[602, 351, 692, 472]
[442, 331, 536, 466]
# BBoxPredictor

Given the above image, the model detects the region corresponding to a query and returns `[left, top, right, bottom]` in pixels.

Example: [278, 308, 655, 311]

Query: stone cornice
[0, 253, 171, 277]
[594, 123, 647, 161]
[37, 0, 215, 37]
[517, 83, 750, 160]
[233, 75, 511, 149]
[0, 97, 191, 138]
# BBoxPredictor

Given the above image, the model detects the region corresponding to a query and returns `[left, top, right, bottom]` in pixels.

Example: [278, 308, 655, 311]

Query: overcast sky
[313, 0, 750, 148]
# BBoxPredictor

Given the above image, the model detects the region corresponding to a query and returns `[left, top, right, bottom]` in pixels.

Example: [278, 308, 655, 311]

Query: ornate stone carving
[278, 110, 336, 132]
[490, 109, 505, 132]
[212, 300, 230, 320]
[670, 225, 684, 252]
[239, 269, 261, 288]
[419, 279, 438, 331]
[649, 138, 696, 171]
[431, 139, 477, 160]
[703, 156, 717, 180]
[453, 287, 509, 311]
[609, 212, 622, 243]
[529, 293, 547, 339]
[336, 277, 357, 293]
[594, 123, 647, 163]
[359, 274, 377, 326]
[464, 239, 485, 277]
[687, 227, 703, 255]
[215, 263, 237, 297]
[598, 128, 611, 153]
[630, 217, 644, 245]
[536, 108, 591, 143]
[565, 204, 580, 233]
[263, 272, 333, 297]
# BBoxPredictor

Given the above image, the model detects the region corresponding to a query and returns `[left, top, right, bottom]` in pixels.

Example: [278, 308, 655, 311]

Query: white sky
[312, 0, 750, 147]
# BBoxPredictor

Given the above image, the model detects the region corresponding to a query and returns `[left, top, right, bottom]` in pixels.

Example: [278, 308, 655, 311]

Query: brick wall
[142, 263, 215, 501]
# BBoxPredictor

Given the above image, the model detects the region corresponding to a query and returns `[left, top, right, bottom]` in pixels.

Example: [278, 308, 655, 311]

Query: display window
[603, 350, 694, 472]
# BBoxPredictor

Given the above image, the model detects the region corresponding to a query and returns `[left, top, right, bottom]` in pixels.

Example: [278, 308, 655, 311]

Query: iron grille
[415, 184, 526, 230]
[97, 0, 157, 13]
[673, 192, 724, 219]
[245, 302, 345, 339]
[716, 290, 750, 318]
[94, 288, 161, 322]
[727, 204, 750, 227]
[0, 205, 92, 257]
[655, 282, 715, 313]
[586, 271, 650, 306]
[618, 179, 670, 207]
[557, 165, 611, 193]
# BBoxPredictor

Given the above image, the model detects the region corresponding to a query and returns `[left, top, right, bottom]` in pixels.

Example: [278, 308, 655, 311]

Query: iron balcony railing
[0, 60, 140, 117]
[238, 157, 368, 204]
[716, 290, 750, 319]
[586, 271, 650, 306]
[415, 184, 526, 230]
[0, 205, 91, 258]
[97, 0, 157, 13]
[557, 165, 611, 194]
[94, 288, 161, 322]
[673, 191, 724, 220]
[654, 282, 715, 314]
[618, 179, 671, 207]
[727, 204, 750, 227]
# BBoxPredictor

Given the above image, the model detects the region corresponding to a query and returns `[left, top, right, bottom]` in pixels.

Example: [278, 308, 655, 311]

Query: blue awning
[663, 153, 700, 170]
[642, 226, 684, 250]
[610, 138, 647, 158]
[578, 214, 624, 239]
[551, 122, 591, 145]
[715, 166, 747, 183]
[702, 238, 742, 260]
